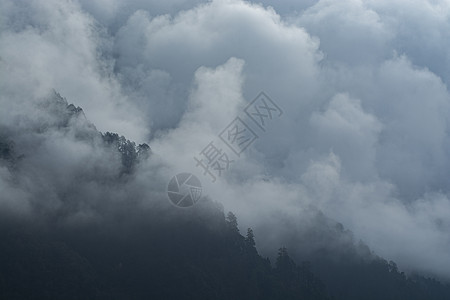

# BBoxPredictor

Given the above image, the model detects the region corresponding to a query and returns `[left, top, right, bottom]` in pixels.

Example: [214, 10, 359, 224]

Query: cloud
[113, 0, 320, 133]
[2, 0, 450, 280]
[309, 93, 383, 180]
[0, 0, 148, 142]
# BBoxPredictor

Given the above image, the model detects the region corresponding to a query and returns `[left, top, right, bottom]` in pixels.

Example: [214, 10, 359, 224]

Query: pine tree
[137, 143, 150, 161]
[275, 247, 297, 279]
[226, 212, 239, 232]
[245, 228, 255, 247]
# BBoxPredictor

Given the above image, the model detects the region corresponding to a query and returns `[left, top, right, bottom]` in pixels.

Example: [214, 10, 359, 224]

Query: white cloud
[0, 0, 148, 142]
[2, 0, 450, 280]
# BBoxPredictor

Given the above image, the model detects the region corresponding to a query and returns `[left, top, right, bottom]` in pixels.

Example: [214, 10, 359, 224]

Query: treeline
[0, 205, 330, 300]
[1, 201, 449, 300]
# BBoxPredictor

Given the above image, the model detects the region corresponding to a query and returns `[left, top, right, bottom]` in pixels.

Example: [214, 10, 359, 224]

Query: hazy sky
[1, 0, 450, 279]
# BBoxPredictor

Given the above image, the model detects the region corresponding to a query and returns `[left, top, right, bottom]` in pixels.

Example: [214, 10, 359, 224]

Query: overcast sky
[1, 0, 450, 280]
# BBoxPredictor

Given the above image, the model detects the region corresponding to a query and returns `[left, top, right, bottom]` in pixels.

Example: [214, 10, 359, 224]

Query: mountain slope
[0, 91, 449, 300]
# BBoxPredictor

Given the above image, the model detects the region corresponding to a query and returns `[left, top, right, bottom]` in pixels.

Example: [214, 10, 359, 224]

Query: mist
[1, 0, 450, 281]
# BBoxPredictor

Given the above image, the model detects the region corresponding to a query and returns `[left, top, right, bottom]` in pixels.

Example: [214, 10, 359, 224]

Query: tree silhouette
[275, 247, 296, 277]
[245, 228, 256, 247]
[226, 212, 239, 232]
